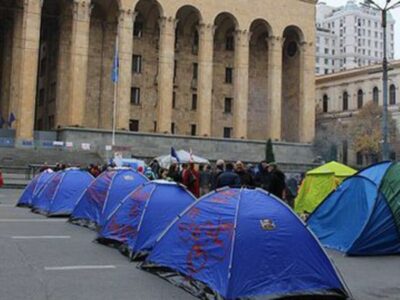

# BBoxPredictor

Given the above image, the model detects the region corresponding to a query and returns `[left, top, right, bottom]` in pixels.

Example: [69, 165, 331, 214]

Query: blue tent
[141, 188, 349, 299]
[69, 168, 148, 229]
[98, 181, 195, 258]
[308, 161, 400, 255]
[17, 169, 55, 208]
[31, 169, 94, 216]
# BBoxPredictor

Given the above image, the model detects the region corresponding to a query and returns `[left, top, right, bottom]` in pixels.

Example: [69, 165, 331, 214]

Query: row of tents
[17, 167, 350, 299]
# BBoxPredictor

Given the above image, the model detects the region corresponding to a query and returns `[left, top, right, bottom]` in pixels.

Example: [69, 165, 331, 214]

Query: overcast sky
[322, 0, 400, 58]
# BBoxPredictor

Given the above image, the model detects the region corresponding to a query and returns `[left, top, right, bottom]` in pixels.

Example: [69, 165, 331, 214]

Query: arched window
[373, 87, 379, 104]
[343, 91, 349, 111]
[390, 84, 396, 105]
[357, 89, 363, 109]
[322, 94, 328, 113]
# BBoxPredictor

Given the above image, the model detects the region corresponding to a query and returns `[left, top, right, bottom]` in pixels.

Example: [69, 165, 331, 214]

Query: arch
[373, 86, 379, 104]
[343, 91, 349, 111]
[247, 18, 271, 139]
[322, 94, 328, 113]
[282, 25, 305, 43]
[389, 84, 396, 105]
[134, 0, 163, 33]
[357, 89, 363, 109]
[175, 5, 202, 38]
[134, 0, 163, 19]
[213, 12, 238, 42]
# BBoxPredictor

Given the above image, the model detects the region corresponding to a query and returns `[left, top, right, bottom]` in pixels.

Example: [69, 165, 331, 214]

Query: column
[157, 16, 176, 134]
[299, 41, 315, 143]
[233, 29, 250, 139]
[197, 23, 215, 137]
[13, 0, 42, 141]
[116, 9, 135, 130]
[68, 0, 92, 127]
[267, 36, 284, 141]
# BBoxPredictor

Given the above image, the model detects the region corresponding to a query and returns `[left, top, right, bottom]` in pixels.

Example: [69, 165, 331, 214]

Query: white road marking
[12, 235, 71, 239]
[0, 218, 67, 222]
[44, 265, 116, 271]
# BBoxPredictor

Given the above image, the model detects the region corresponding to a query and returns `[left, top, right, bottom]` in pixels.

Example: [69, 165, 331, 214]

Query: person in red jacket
[182, 163, 200, 198]
[0, 169, 4, 188]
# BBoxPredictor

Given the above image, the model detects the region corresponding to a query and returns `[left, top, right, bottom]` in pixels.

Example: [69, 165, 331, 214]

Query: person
[167, 163, 181, 182]
[0, 168, 4, 188]
[285, 176, 299, 208]
[199, 164, 212, 195]
[39, 162, 50, 173]
[160, 168, 171, 181]
[150, 160, 160, 179]
[267, 163, 286, 199]
[235, 161, 254, 187]
[216, 163, 241, 189]
[144, 167, 156, 180]
[179, 163, 188, 183]
[255, 161, 271, 191]
[210, 159, 225, 190]
[182, 163, 200, 198]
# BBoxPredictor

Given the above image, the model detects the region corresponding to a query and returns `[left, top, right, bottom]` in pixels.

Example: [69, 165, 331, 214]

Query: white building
[316, 0, 395, 75]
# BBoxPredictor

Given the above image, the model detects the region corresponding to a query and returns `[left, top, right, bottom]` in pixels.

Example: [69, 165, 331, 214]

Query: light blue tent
[308, 161, 400, 256]
[97, 181, 195, 259]
[141, 188, 349, 299]
[31, 169, 94, 216]
[69, 168, 148, 229]
[17, 169, 55, 208]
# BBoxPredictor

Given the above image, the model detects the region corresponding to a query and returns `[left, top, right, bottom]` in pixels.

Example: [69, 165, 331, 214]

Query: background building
[316, 0, 395, 75]
[316, 60, 400, 166]
[0, 0, 316, 146]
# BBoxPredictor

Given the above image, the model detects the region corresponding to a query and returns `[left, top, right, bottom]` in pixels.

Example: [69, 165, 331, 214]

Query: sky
[322, 0, 400, 58]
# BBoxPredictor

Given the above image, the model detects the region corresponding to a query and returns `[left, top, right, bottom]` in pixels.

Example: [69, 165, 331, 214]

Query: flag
[7, 112, 16, 127]
[111, 36, 119, 83]
[171, 147, 180, 163]
[0, 114, 4, 128]
[189, 148, 194, 163]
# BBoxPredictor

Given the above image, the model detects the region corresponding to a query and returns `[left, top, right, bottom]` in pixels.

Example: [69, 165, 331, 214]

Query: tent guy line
[11, 235, 71, 239]
[44, 265, 117, 271]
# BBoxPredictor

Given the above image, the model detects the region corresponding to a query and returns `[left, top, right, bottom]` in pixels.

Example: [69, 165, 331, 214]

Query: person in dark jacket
[210, 159, 225, 190]
[255, 161, 272, 191]
[199, 164, 212, 195]
[267, 163, 286, 199]
[167, 163, 181, 182]
[216, 163, 241, 189]
[235, 161, 254, 187]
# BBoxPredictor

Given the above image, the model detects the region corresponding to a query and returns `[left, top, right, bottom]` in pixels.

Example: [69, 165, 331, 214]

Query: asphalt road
[0, 189, 399, 300]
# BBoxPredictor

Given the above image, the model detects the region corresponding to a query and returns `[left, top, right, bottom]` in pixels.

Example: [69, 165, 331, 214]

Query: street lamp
[362, 0, 400, 161]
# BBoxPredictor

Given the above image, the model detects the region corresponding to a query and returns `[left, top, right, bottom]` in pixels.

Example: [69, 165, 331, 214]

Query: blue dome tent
[97, 181, 195, 258]
[31, 169, 94, 216]
[69, 168, 148, 229]
[308, 161, 400, 256]
[141, 188, 349, 299]
[17, 169, 55, 208]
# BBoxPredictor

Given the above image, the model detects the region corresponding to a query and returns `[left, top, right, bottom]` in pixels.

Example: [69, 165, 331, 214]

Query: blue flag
[111, 38, 119, 83]
[171, 147, 181, 163]
[7, 112, 16, 127]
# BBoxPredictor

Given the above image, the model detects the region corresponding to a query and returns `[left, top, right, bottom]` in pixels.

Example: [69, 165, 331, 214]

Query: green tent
[294, 161, 357, 214]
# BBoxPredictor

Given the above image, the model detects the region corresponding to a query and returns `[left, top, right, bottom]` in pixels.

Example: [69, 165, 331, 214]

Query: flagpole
[112, 34, 119, 147]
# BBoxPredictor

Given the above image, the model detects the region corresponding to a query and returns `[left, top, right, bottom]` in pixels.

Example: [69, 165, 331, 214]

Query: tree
[265, 139, 275, 163]
[348, 101, 399, 164]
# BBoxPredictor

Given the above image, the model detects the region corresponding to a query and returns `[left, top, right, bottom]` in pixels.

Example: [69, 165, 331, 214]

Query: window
[39, 88, 45, 106]
[191, 124, 197, 136]
[356, 151, 363, 166]
[174, 60, 177, 81]
[192, 63, 198, 80]
[153, 121, 157, 132]
[48, 115, 55, 129]
[36, 118, 43, 130]
[322, 94, 328, 113]
[172, 92, 176, 108]
[373, 87, 379, 104]
[129, 119, 139, 132]
[133, 21, 143, 37]
[171, 122, 175, 134]
[226, 35, 234, 51]
[192, 31, 199, 54]
[191, 94, 197, 110]
[224, 97, 233, 113]
[342, 91, 348, 111]
[225, 67, 233, 84]
[40, 58, 46, 77]
[390, 85, 396, 105]
[49, 82, 56, 103]
[131, 87, 140, 105]
[357, 89, 363, 109]
[223, 127, 232, 138]
[342, 140, 348, 165]
[132, 55, 142, 73]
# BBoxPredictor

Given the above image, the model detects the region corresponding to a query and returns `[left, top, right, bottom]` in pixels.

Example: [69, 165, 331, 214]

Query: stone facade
[316, 60, 400, 166]
[0, 0, 316, 143]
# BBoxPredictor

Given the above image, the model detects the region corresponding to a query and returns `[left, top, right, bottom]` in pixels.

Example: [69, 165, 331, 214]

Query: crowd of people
[34, 159, 300, 207]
